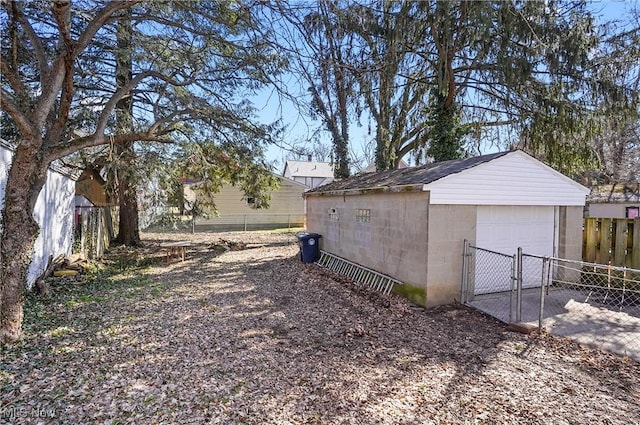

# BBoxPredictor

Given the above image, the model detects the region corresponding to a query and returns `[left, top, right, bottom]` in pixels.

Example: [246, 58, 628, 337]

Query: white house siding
[0, 145, 11, 215]
[290, 176, 327, 189]
[0, 144, 75, 288]
[424, 150, 589, 206]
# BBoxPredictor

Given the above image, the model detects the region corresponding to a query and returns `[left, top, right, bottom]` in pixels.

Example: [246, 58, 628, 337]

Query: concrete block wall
[306, 191, 430, 288]
[557, 206, 584, 261]
[307, 193, 583, 308]
[425, 205, 477, 306]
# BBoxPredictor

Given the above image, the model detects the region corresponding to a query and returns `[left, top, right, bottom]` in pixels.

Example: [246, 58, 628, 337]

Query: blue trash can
[296, 233, 322, 263]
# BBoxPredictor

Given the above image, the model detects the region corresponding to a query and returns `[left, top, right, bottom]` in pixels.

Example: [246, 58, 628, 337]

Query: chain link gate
[461, 240, 518, 323]
[462, 239, 640, 361]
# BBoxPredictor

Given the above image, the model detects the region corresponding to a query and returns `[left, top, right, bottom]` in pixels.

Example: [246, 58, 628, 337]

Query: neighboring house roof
[283, 160, 334, 179]
[588, 184, 640, 203]
[308, 151, 510, 193]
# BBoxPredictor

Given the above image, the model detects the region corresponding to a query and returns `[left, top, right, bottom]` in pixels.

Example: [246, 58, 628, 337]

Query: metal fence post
[510, 254, 517, 323]
[516, 247, 523, 322]
[461, 239, 470, 303]
[539, 257, 548, 329]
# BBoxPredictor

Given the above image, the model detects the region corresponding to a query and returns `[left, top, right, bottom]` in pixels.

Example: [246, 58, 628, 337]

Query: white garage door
[475, 206, 556, 294]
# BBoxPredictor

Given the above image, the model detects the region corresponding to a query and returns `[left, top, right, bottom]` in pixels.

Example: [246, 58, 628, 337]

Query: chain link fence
[462, 240, 640, 361]
[147, 213, 305, 233]
[461, 245, 516, 323]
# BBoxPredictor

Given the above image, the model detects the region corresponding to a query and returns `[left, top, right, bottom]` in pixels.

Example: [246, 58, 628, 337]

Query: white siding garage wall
[424, 150, 588, 207]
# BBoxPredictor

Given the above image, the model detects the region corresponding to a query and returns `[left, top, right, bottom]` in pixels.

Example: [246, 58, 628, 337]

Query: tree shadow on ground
[3, 234, 638, 424]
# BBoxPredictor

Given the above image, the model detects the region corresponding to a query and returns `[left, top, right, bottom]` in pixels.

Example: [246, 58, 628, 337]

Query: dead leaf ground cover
[1, 230, 638, 425]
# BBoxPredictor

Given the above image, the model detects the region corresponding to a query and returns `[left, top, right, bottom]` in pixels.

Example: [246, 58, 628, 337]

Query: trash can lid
[296, 232, 322, 239]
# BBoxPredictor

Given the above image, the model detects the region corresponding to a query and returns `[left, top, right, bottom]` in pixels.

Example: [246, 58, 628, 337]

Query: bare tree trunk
[0, 143, 45, 343]
[112, 9, 141, 247]
[113, 142, 142, 246]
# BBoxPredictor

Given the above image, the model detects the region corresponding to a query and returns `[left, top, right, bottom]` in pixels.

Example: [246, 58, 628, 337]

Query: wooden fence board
[584, 218, 597, 263]
[597, 218, 612, 264]
[613, 219, 627, 266]
[583, 217, 640, 269]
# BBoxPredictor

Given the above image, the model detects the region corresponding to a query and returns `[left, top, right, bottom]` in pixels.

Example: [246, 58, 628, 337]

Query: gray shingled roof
[307, 151, 510, 193]
[588, 184, 640, 203]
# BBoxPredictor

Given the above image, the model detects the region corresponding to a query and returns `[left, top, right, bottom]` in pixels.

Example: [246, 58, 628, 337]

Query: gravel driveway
[1, 231, 638, 424]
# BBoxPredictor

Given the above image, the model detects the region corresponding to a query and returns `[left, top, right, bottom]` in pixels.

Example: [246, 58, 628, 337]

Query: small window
[328, 208, 339, 221]
[356, 208, 371, 223]
[246, 197, 255, 205]
[626, 206, 639, 219]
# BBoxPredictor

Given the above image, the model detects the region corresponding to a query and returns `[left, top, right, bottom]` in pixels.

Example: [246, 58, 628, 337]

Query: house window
[356, 208, 371, 223]
[328, 208, 339, 221]
[626, 206, 639, 219]
[246, 197, 255, 205]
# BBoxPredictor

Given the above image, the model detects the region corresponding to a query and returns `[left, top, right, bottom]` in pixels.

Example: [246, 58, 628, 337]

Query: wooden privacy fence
[583, 217, 640, 268]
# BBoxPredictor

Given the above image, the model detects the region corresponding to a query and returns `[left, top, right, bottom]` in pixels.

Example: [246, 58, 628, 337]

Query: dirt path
[1, 231, 638, 424]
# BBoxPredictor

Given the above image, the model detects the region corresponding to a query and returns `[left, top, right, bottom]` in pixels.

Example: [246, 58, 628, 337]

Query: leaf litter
[1, 231, 638, 424]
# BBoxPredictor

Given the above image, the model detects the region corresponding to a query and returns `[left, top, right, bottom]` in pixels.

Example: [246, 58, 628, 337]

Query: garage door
[475, 206, 556, 294]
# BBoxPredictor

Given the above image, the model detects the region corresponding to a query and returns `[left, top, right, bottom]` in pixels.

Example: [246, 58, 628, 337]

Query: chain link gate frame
[462, 239, 640, 361]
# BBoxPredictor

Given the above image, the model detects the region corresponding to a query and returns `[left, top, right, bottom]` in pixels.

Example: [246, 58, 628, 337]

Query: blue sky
[256, 0, 638, 171]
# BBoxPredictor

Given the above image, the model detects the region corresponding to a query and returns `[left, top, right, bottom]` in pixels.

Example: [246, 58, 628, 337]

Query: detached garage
[305, 150, 589, 307]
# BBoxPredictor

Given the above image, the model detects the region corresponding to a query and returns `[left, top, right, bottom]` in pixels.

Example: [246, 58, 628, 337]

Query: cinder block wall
[306, 191, 430, 290]
[557, 206, 584, 261]
[425, 205, 477, 306]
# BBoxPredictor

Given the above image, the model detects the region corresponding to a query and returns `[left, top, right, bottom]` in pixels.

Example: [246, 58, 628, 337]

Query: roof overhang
[303, 183, 424, 198]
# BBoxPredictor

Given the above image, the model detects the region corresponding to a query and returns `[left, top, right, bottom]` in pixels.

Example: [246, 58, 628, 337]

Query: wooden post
[97, 209, 103, 258]
[633, 218, 640, 269]
[613, 219, 627, 266]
